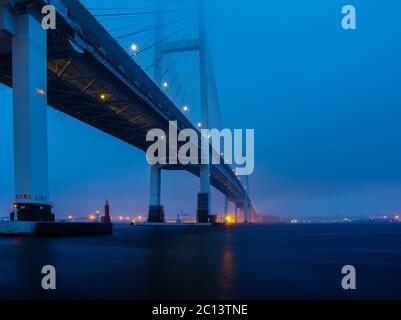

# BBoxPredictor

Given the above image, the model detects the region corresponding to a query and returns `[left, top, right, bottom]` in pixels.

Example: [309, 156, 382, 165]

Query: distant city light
[130, 43, 139, 54]
[67, 215, 73, 220]
[89, 214, 96, 221]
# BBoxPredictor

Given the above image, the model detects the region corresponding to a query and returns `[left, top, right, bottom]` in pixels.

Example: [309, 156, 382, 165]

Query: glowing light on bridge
[36, 88, 46, 96]
[130, 43, 139, 55]
[197, 122, 202, 128]
[99, 93, 107, 101]
[182, 105, 189, 113]
[162, 81, 169, 89]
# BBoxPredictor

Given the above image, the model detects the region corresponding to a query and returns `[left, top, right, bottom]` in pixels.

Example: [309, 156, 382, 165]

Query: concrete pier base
[11, 203, 55, 222]
[197, 192, 210, 223]
[148, 205, 165, 223]
[0, 222, 113, 236]
[131, 222, 215, 227]
[0, 221, 37, 235]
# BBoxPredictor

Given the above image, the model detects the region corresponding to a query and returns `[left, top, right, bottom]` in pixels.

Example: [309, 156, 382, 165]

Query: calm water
[0, 224, 400, 300]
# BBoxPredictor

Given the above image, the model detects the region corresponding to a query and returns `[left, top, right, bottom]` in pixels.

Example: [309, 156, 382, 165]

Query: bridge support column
[148, 165, 165, 223]
[243, 176, 249, 224]
[234, 205, 238, 223]
[197, 164, 211, 223]
[11, 14, 54, 222]
[244, 202, 249, 224]
[224, 197, 229, 221]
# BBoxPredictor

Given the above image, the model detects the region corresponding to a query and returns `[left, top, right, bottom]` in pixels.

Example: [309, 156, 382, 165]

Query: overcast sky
[1, 0, 401, 218]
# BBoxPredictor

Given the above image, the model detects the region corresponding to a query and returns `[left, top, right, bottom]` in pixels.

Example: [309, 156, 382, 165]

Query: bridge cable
[114, 15, 195, 40]
[134, 20, 197, 57]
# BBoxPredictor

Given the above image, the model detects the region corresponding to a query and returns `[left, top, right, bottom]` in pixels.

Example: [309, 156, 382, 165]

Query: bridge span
[0, 0, 256, 223]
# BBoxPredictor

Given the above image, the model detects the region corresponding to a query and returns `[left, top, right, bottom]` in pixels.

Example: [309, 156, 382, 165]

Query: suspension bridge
[0, 0, 257, 225]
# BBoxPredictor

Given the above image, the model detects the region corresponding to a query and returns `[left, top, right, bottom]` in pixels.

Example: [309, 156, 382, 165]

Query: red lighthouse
[101, 200, 111, 224]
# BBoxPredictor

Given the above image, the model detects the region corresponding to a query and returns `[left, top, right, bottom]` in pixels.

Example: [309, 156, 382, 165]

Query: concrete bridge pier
[224, 197, 229, 221]
[244, 201, 249, 224]
[197, 164, 211, 223]
[243, 176, 250, 224]
[11, 14, 54, 222]
[148, 164, 165, 222]
[234, 204, 239, 223]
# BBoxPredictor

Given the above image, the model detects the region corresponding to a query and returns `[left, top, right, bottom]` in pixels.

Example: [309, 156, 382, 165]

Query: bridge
[0, 0, 257, 224]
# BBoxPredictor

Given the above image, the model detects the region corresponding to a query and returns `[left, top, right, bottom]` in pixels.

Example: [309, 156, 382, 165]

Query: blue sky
[1, 0, 401, 218]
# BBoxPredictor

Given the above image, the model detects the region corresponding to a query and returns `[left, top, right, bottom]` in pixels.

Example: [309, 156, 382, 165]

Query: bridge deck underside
[0, 0, 250, 207]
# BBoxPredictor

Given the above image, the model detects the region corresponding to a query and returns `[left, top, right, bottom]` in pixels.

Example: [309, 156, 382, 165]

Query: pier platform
[130, 222, 215, 227]
[0, 221, 113, 236]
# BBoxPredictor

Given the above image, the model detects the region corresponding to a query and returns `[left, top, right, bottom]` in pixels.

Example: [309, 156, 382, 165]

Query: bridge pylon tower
[152, 0, 212, 223]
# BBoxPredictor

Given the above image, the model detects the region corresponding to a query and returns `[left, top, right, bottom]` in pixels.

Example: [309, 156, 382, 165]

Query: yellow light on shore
[89, 214, 96, 221]
[225, 215, 233, 224]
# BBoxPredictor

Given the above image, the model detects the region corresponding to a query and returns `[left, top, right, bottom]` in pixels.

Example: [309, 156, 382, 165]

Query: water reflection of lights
[219, 230, 236, 298]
